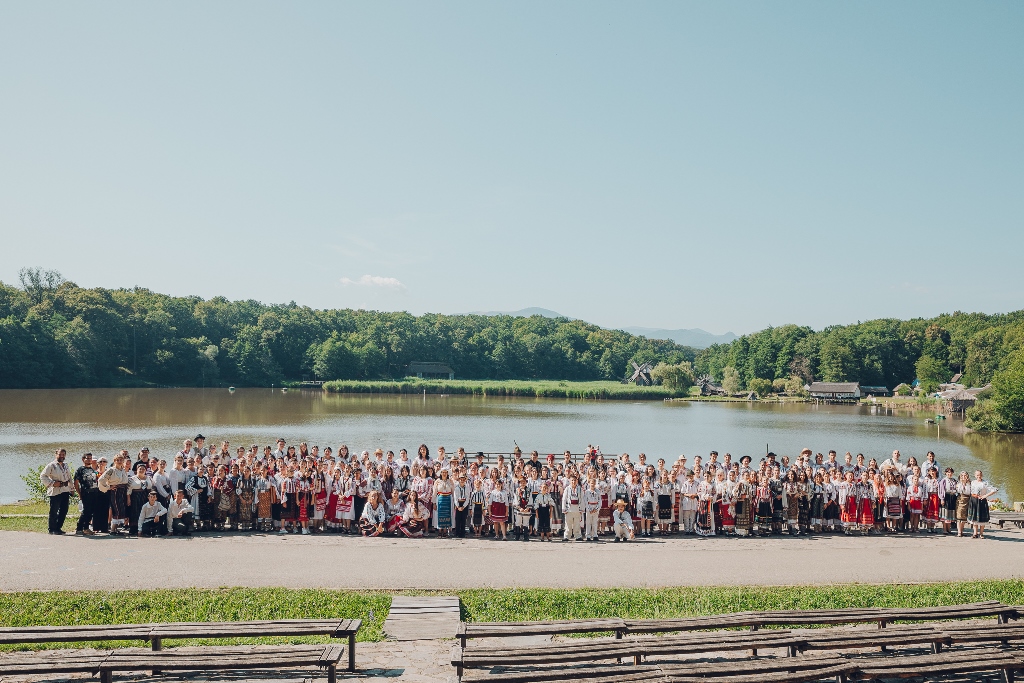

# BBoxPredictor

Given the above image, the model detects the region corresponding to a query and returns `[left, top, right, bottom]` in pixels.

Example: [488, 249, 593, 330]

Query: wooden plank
[385, 595, 461, 641]
[666, 664, 857, 683]
[660, 655, 848, 676]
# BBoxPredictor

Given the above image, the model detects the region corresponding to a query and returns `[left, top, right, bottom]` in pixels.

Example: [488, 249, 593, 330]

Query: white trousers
[614, 522, 632, 539]
[584, 510, 599, 538]
[563, 510, 582, 539]
[680, 510, 696, 533]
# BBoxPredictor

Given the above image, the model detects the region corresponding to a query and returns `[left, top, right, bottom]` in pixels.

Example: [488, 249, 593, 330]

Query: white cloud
[339, 274, 406, 290]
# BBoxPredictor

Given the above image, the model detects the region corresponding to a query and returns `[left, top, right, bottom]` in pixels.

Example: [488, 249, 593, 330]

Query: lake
[1, 388, 1022, 504]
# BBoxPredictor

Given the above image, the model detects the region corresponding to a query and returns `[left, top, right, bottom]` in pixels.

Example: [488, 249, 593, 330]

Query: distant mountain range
[466, 308, 737, 349]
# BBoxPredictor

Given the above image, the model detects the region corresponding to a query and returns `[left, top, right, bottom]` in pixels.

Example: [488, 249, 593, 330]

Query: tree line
[0, 269, 695, 388]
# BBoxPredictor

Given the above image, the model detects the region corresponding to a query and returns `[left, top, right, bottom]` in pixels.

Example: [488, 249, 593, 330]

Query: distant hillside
[623, 327, 739, 350]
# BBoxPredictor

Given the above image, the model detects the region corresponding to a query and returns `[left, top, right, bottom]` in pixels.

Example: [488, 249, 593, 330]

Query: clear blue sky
[1, 3, 1021, 335]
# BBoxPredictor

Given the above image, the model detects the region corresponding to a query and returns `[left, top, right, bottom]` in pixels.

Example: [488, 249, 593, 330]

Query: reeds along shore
[321, 379, 687, 400]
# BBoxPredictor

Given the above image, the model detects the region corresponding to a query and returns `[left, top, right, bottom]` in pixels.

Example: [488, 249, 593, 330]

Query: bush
[20, 466, 48, 503]
[651, 362, 695, 391]
[721, 366, 742, 395]
[784, 375, 808, 397]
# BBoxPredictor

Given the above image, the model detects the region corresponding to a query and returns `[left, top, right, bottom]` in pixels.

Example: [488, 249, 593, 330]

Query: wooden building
[860, 385, 891, 397]
[807, 382, 862, 402]
[406, 362, 455, 380]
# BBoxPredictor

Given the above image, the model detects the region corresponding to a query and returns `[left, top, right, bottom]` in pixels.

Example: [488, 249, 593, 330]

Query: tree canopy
[0, 272, 695, 388]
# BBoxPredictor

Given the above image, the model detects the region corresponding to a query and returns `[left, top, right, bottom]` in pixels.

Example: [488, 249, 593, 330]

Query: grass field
[0, 501, 47, 533]
[322, 378, 687, 400]
[2, 582, 1022, 650]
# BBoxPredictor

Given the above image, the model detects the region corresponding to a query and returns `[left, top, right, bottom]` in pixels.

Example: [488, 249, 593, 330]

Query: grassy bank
[322, 379, 686, 400]
[2, 582, 1023, 650]
[0, 501, 47, 533]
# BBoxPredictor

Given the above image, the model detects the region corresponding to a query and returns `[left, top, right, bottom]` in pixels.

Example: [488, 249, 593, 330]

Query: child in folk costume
[312, 469, 328, 532]
[872, 472, 887, 534]
[837, 471, 857, 534]
[796, 470, 811, 533]
[922, 467, 941, 532]
[883, 471, 904, 533]
[679, 470, 699, 534]
[695, 472, 716, 537]
[905, 473, 924, 532]
[534, 482, 557, 541]
[823, 471, 841, 532]
[783, 469, 801, 535]
[712, 470, 731, 535]
[360, 490, 387, 537]
[968, 470, 997, 539]
[295, 470, 312, 535]
[235, 467, 257, 531]
[597, 474, 612, 535]
[324, 467, 341, 532]
[512, 478, 533, 542]
[399, 490, 430, 538]
[337, 471, 356, 534]
[855, 471, 876, 534]
[561, 474, 584, 541]
[582, 479, 601, 541]
[769, 469, 784, 534]
[277, 468, 296, 534]
[938, 467, 958, 534]
[612, 499, 634, 542]
[255, 468, 278, 532]
[733, 471, 752, 537]
[488, 479, 510, 540]
[809, 472, 825, 532]
[433, 469, 455, 538]
[469, 479, 486, 536]
[636, 480, 655, 538]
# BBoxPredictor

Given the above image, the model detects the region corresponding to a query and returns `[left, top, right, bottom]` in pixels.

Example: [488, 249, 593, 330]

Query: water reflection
[0, 389, 1021, 505]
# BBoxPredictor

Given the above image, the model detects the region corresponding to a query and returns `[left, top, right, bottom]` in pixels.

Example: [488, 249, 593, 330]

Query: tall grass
[322, 379, 685, 400]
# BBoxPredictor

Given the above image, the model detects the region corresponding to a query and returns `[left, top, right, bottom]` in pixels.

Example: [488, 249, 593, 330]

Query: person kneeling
[168, 490, 194, 536]
[612, 500, 635, 542]
[360, 491, 387, 537]
[137, 490, 168, 537]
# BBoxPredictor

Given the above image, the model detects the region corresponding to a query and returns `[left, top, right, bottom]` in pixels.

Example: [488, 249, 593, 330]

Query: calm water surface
[1, 388, 1022, 504]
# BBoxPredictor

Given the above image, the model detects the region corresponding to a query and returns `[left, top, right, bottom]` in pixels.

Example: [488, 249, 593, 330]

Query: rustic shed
[406, 362, 455, 380]
[808, 382, 862, 402]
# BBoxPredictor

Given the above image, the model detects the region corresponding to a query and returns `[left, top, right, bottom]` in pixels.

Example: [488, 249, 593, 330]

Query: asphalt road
[2, 527, 1022, 591]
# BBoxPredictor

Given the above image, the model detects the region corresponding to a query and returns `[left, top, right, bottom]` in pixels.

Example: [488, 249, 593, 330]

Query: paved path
[2, 527, 1023, 591]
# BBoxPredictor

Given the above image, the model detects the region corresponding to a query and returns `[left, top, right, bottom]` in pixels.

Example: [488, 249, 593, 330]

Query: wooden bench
[634, 630, 802, 662]
[797, 624, 947, 655]
[0, 644, 348, 683]
[462, 664, 665, 683]
[943, 621, 1024, 647]
[661, 654, 858, 683]
[848, 647, 1022, 683]
[453, 637, 639, 678]
[456, 619, 628, 648]
[990, 512, 1024, 528]
[0, 618, 361, 672]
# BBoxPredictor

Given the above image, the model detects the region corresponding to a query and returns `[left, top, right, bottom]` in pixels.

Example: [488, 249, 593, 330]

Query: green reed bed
[322, 379, 685, 400]
[3, 582, 1023, 651]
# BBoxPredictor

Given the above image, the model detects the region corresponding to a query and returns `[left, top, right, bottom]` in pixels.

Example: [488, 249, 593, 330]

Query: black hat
[195, 434, 205, 441]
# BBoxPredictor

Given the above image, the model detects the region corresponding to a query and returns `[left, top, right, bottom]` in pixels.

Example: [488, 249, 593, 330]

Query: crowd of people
[38, 437, 1002, 541]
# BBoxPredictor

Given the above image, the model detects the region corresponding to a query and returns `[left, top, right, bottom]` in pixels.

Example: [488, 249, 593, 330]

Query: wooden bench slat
[667, 663, 858, 683]
[462, 665, 664, 683]
[660, 654, 847, 675]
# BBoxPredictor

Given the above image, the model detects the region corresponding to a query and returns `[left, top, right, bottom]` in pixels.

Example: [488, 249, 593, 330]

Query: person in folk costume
[612, 498, 634, 542]
[561, 473, 584, 542]
[938, 467, 958, 534]
[127, 462, 153, 536]
[398, 489, 430, 538]
[102, 454, 132, 535]
[395, 465, 411, 502]
[809, 471, 826, 533]
[954, 471, 972, 537]
[628, 470, 644, 527]
[921, 466, 940, 533]
[360, 490, 387, 537]
[733, 470, 752, 537]
[753, 472, 773, 536]
[488, 478, 511, 540]
[582, 478, 601, 541]
[277, 465, 296, 534]
[222, 462, 241, 530]
[312, 467, 328, 532]
[882, 469, 904, 533]
[235, 465, 257, 531]
[968, 470, 997, 539]
[871, 471, 886, 534]
[453, 472, 471, 539]
[636, 479, 655, 538]
[904, 472, 925, 533]
[323, 465, 340, 532]
[255, 465, 278, 532]
[411, 465, 434, 533]
[385, 488, 406, 535]
[676, 470, 697, 534]
[655, 470, 674, 535]
[796, 469, 811, 533]
[782, 469, 801, 535]
[512, 476, 533, 542]
[711, 469, 731, 536]
[433, 468, 455, 538]
[768, 466, 784, 534]
[695, 471, 716, 537]
[837, 470, 857, 534]
[194, 464, 217, 531]
[855, 470, 876, 534]
[469, 478, 487, 536]
[294, 466, 313, 535]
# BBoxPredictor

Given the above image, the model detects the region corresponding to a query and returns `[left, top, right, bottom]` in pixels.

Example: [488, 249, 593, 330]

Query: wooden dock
[383, 596, 461, 641]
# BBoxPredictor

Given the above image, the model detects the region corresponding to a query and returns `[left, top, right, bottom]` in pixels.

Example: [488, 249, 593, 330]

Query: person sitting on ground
[167, 489, 194, 536]
[360, 490, 387, 537]
[137, 490, 167, 537]
[612, 499, 634, 542]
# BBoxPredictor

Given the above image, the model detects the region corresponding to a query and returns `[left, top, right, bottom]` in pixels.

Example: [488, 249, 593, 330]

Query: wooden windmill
[626, 361, 654, 386]
[696, 374, 726, 396]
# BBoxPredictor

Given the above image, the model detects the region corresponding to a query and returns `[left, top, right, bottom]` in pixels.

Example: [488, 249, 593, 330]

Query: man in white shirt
[560, 475, 583, 541]
[882, 450, 907, 474]
[583, 481, 602, 541]
[167, 490, 194, 535]
[138, 491, 167, 537]
[40, 448, 73, 534]
[678, 471, 700, 534]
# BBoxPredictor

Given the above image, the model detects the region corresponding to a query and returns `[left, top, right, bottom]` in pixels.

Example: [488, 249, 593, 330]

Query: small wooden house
[860, 385, 890, 397]
[406, 362, 455, 380]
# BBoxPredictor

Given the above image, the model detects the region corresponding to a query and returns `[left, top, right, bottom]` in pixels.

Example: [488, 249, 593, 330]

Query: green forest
[0, 269, 693, 389]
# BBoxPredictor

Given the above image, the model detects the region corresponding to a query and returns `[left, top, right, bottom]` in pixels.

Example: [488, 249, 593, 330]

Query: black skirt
[657, 495, 673, 520]
[537, 506, 551, 533]
[472, 503, 483, 526]
[967, 497, 990, 524]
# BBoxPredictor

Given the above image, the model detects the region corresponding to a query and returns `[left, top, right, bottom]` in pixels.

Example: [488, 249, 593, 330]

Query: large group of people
[39, 438, 1001, 541]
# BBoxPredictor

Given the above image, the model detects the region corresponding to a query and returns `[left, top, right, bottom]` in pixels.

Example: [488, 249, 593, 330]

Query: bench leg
[100, 669, 112, 683]
[932, 641, 942, 654]
[348, 633, 356, 672]
[750, 624, 758, 657]
[633, 654, 642, 666]
[151, 636, 162, 675]
[1002, 667, 1014, 683]
[616, 630, 622, 664]
[457, 663, 463, 680]
[327, 663, 336, 683]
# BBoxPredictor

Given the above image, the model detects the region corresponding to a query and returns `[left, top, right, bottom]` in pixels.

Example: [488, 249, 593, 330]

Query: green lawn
[0, 501, 48, 533]
[322, 378, 686, 400]
[2, 582, 1023, 650]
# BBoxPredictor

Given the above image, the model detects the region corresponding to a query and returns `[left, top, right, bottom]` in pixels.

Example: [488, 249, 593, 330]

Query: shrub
[748, 377, 773, 397]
